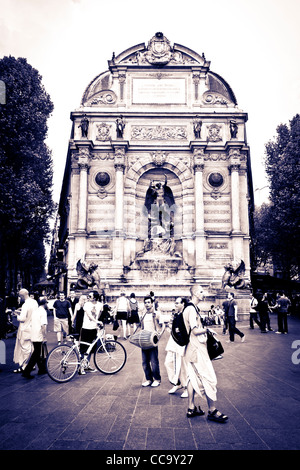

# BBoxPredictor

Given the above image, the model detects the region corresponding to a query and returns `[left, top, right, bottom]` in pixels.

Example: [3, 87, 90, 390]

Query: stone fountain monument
[51, 33, 253, 316]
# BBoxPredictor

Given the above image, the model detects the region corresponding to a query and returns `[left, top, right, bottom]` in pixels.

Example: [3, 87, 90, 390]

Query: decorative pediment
[112, 33, 208, 67]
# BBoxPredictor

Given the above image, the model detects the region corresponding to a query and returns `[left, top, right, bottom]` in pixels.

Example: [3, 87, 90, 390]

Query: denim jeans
[142, 346, 161, 381]
[277, 312, 288, 333]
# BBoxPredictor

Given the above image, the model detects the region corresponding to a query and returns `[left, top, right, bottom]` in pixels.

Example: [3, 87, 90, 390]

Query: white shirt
[116, 296, 130, 312]
[250, 297, 258, 313]
[82, 301, 102, 329]
[17, 297, 38, 332]
[31, 306, 48, 342]
[141, 309, 157, 333]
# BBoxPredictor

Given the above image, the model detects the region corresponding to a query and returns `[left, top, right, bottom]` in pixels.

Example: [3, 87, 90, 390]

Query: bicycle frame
[47, 324, 127, 382]
[69, 325, 112, 359]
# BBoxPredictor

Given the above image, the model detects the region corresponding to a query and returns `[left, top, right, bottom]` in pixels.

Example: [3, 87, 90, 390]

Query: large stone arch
[124, 154, 195, 265]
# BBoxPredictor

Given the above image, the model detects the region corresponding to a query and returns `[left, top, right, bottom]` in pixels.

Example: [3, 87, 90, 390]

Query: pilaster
[190, 143, 207, 271]
[111, 141, 129, 269]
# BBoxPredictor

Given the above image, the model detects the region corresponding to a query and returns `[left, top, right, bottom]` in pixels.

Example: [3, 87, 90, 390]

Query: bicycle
[46, 324, 127, 383]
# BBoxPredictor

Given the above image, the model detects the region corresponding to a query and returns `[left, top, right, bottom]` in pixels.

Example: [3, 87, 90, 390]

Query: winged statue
[221, 260, 249, 289]
[74, 259, 101, 290]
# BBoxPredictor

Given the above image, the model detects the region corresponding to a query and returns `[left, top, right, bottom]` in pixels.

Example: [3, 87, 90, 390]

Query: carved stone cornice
[111, 141, 129, 154]
[189, 142, 207, 155]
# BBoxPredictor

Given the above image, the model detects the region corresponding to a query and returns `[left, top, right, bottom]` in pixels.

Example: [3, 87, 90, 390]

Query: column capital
[227, 148, 241, 172]
[229, 162, 240, 173]
[191, 146, 205, 173]
[112, 141, 129, 171]
[78, 161, 90, 172]
[77, 146, 91, 170]
[114, 162, 125, 173]
[194, 163, 205, 173]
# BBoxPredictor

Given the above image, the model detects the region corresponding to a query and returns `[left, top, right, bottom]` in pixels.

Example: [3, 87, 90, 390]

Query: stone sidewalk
[0, 313, 300, 451]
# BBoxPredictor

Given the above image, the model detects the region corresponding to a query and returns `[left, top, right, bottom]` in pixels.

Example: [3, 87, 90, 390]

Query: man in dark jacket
[274, 292, 291, 334]
[222, 292, 245, 343]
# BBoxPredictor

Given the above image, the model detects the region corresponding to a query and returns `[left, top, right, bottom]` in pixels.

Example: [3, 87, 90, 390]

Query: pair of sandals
[187, 406, 228, 423]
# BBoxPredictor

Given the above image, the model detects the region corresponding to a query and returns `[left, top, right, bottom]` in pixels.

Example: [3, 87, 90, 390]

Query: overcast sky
[1, 0, 299, 205]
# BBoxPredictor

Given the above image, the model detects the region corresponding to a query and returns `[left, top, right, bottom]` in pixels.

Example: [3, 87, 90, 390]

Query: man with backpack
[182, 285, 228, 423]
[164, 299, 188, 397]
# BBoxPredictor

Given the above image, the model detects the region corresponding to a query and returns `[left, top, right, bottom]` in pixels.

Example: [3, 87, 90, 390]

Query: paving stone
[0, 315, 300, 450]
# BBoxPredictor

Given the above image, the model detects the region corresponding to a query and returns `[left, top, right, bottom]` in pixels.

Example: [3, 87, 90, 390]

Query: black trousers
[80, 328, 97, 355]
[23, 342, 43, 375]
[228, 316, 244, 342]
[250, 312, 261, 329]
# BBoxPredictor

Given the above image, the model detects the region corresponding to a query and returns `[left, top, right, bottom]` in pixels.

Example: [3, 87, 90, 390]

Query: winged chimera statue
[74, 259, 101, 290]
[221, 260, 249, 289]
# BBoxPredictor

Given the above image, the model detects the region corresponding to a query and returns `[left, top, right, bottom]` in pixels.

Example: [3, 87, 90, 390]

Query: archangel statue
[144, 174, 175, 239]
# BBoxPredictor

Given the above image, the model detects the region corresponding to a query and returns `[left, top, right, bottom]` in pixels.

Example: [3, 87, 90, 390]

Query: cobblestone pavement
[0, 313, 300, 452]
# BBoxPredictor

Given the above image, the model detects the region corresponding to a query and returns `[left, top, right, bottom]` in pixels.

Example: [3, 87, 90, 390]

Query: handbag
[206, 330, 224, 360]
[112, 318, 120, 331]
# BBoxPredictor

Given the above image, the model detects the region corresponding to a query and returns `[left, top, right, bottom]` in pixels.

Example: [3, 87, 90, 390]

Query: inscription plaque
[132, 78, 186, 104]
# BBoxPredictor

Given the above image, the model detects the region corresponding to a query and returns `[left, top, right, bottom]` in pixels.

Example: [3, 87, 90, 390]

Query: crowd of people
[2, 284, 294, 422]
[248, 291, 291, 335]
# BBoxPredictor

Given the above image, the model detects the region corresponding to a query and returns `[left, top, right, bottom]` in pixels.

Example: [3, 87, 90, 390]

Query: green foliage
[254, 114, 300, 280]
[0, 56, 55, 294]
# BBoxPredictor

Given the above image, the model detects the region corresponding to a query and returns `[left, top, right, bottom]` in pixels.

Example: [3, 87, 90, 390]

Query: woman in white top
[72, 294, 87, 336]
[115, 290, 130, 340]
[127, 292, 139, 337]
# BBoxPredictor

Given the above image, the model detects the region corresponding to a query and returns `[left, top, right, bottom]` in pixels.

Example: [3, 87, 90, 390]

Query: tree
[0, 56, 55, 296]
[254, 115, 300, 280]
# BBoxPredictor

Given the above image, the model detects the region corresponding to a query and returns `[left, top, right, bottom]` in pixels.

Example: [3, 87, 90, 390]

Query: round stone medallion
[208, 172, 223, 188]
[95, 171, 110, 187]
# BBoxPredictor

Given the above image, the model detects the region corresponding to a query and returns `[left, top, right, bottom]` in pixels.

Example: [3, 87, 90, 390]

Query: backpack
[171, 302, 195, 347]
[129, 298, 138, 313]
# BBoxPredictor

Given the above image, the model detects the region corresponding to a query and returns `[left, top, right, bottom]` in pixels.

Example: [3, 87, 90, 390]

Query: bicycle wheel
[94, 340, 126, 374]
[46, 344, 79, 383]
